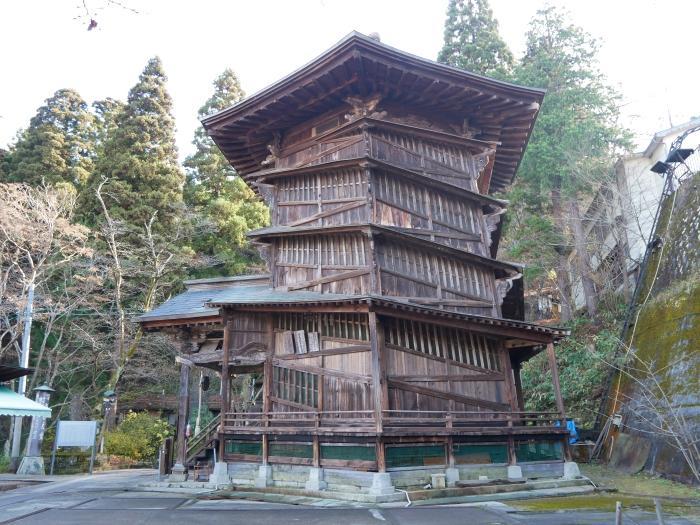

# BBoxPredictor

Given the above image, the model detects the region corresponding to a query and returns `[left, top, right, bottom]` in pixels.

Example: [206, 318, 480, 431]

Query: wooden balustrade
[221, 409, 566, 434]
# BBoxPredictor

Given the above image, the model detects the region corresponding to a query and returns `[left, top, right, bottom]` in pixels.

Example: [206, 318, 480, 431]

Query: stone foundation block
[563, 461, 581, 479]
[17, 456, 45, 475]
[305, 467, 327, 491]
[445, 467, 460, 487]
[507, 465, 523, 480]
[430, 473, 446, 489]
[255, 464, 273, 488]
[209, 461, 231, 486]
[169, 463, 187, 482]
[369, 472, 395, 496]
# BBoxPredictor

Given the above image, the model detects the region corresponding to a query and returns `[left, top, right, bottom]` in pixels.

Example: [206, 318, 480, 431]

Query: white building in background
[570, 118, 700, 310]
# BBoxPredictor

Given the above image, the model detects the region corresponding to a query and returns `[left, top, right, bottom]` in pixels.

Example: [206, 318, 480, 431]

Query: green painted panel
[386, 444, 446, 468]
[226, 440, 262, 456]
[515, 440, 563, 462]
[269, 443, 313, 458]
[321, 444, 376, 461]
[453, 443, 507, 464]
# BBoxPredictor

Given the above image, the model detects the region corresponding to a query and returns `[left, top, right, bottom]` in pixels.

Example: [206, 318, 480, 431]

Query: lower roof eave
[210, 294, 568, 343]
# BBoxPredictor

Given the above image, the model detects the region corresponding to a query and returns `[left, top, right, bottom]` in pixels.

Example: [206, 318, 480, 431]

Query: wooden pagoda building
[140, 32, 577, 495]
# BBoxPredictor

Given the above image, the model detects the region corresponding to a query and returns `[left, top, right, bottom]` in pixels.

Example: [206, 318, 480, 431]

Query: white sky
[1, 0, 698, 161]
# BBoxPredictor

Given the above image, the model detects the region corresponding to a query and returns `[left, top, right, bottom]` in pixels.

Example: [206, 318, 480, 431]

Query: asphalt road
[0, 470, 694, 525]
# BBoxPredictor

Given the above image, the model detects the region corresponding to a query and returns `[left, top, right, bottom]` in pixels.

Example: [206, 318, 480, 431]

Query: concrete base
[305, 467, 327, 491]
[16, 456, 45, 475]
[430, 473, 446, 489]
[169, 463, 187, 482]
[445, 467, 460, 487]
[255, 465, 273, 488]
[563, 461, 581, 479]
[209, 462, 231, 486]
[507, 465, 523, 480]
[368, 472, 395, 496]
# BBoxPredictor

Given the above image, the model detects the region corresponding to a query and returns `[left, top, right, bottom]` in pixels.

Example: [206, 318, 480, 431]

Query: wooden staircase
[186, 414, 220, 465]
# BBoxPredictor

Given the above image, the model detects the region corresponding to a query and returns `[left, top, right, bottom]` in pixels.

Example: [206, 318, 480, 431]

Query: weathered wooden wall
[372, 169, 488, 254]
[274, 233, 372, 294]
[271, 312, 373, 414]
[383, 317, 508, 414]
[376, 238, 497, 315]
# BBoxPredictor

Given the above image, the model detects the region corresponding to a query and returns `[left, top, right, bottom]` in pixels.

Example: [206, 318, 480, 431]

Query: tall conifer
[3, 89, 95, 191]
[438, 0, 513, 78]
[87, 57, 184, 231]
[185, 69, 268, 274]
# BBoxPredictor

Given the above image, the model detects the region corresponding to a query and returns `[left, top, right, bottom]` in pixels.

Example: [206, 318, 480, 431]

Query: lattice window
[273, 366, 319, 407]
[275, 313, 369, 341]
[384, 318, 500, 371]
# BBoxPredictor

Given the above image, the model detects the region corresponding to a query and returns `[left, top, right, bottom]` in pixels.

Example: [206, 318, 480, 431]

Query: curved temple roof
[203, 31, 544, 193]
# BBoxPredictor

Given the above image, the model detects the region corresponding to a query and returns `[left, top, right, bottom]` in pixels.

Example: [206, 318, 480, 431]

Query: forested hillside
[0, 59, 268, 433]
[439, 0, 632, 425]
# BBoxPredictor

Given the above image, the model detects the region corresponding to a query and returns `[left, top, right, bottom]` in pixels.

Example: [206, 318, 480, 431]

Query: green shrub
[104, 411, 173, 462]
[0, 455, 10, 473]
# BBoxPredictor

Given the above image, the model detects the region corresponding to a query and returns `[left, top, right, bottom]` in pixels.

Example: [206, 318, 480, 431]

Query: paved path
[0, 470, 694, 524]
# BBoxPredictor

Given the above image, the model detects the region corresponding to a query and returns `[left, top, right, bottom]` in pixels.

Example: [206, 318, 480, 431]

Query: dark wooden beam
[218, 313, 232, 460]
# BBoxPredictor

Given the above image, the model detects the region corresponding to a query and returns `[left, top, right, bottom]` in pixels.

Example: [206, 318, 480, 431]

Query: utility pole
[11, 280, 35, 465]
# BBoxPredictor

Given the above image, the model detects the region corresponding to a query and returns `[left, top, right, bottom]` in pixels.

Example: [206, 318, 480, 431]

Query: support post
[546, 343, 565, 417]
[376, 437, 386, 473]
[210, 314, 233, 487]
[218, 313, 232, 461]
[547, 342, 577, 467]
[170, 355, 192, 481]
[368, 311, 387, 433]
[262, 434, 269, 465]
[312, 434, 320, 468]
[512, 361, 525, 411]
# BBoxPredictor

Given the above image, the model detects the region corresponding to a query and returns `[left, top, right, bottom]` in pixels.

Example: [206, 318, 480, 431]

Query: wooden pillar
[546, 343, 566, 417]
[312, 435, 320, 468]
[172, 355, 192, 477]
[368, 311, 387, 432]
[218, 313, 232, 461]
[546, 342, 572, 462]
[512, 361, 525, 411]
[507, 436, 517, 466]
[262, 434, 269, 465]
[262, 316, 273, 466]
[498, 341, 519, 428]
[376, 437, 386, 473]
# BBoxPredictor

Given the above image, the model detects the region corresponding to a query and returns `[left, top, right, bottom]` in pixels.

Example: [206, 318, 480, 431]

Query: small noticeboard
[50, 420, 98, 475]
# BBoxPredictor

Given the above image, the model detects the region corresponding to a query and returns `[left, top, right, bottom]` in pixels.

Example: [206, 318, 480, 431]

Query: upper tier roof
[203, 32, 544, 193]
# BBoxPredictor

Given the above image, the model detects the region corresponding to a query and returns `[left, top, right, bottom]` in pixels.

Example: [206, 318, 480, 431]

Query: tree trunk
[550, 186, 573, 322]
[567, 198, 598, 317]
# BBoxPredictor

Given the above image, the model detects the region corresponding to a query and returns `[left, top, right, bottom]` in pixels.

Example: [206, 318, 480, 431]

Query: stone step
[408, 478, 592, 502]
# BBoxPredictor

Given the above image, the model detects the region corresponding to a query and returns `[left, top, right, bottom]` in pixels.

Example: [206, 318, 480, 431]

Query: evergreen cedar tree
[184, 69, 269, 274]
[505, 6, 628, 314]
[1, 89, 96, 191]
[438, 0, 514, 78]
[83, 57, 185, 234]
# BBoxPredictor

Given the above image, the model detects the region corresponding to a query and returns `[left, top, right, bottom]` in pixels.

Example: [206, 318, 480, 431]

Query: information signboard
[50, 420, 98, 474]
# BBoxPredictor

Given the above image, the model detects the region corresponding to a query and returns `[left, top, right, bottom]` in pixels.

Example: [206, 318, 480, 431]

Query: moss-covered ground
[509, 463, 700, 522]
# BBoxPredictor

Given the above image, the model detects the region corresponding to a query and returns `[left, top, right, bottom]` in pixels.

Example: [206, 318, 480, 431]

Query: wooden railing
[186, 414, 220, 463]
[274, 125, 477, 192]
[221, 410, 565, 433]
